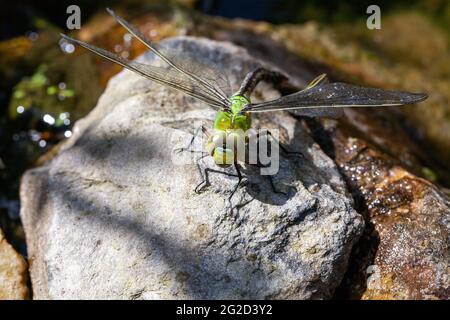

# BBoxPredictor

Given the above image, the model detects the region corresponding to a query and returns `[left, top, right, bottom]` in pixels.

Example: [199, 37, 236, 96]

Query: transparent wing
[243, 82, 428, 118]
[159, 47, 232, 98]
[288, 107, 345, 119]
[60, 34, 227, 108]
[281, 73, 344, 118]
[105, 8, 230, 105]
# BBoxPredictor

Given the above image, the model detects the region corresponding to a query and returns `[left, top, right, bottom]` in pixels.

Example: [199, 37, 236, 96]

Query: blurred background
[0, 0, 449, 258]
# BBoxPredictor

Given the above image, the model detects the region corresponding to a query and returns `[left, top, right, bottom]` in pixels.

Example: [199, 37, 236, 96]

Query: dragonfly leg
[174, 125, 209, 155]
[237, 67, 288, 97]
[258, 130, 305, 159]
[228, 162, 243, 202]
[194, 164, 240, 194]
[253, 130, 304, 159]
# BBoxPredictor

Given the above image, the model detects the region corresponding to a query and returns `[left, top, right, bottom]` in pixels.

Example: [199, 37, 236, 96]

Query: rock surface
[193, 13, 450, 299]
[20, 37, 364, 299]
[309, 118, 450, 299]
[0, 228, 29, 299]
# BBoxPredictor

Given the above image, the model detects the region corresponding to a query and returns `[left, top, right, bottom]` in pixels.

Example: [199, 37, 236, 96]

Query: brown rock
[0, 228, 29, 299]
[202, 11, 449, 299]
[312, 118, 450, 300]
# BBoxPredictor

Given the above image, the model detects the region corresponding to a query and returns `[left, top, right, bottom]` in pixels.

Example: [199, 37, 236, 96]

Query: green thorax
[213, 94, 251, 132]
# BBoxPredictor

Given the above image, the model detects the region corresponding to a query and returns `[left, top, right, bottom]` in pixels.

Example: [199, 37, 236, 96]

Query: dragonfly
[61, 8, 428, 201]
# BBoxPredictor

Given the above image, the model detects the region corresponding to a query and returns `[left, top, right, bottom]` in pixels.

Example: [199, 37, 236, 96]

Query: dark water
[0, 1, 112, 253]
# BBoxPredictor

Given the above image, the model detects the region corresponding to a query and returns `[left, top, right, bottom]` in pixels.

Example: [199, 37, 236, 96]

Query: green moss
[8, 63, 76, 120]
[422, 167, 438, 182]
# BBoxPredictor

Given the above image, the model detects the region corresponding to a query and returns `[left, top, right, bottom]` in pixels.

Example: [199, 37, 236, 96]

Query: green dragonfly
[61, 8, 427, 200]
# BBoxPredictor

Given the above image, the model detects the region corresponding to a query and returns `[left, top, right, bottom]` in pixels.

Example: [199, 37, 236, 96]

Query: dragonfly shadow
[239, 119, 338, 206]
[229, 119, 338, 208]
[240, 165, 297, 207]
[235, 117, 345, 209]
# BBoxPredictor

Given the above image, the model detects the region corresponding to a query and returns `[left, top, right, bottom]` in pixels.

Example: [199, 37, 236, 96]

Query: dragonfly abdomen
[209, 96, 252, 166]
[206, 129, 247, 166]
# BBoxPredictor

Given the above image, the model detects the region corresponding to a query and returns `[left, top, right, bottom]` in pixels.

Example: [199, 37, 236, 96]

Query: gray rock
[20, 37, 364, 299]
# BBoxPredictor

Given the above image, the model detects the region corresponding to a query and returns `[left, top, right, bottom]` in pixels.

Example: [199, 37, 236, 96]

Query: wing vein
[243, 82, 427, 118]
[60, 34, 226, 108]
[106, 8, 230, 107]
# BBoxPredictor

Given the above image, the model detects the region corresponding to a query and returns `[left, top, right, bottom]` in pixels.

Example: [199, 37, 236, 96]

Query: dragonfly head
[229, 94, 251, 114]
